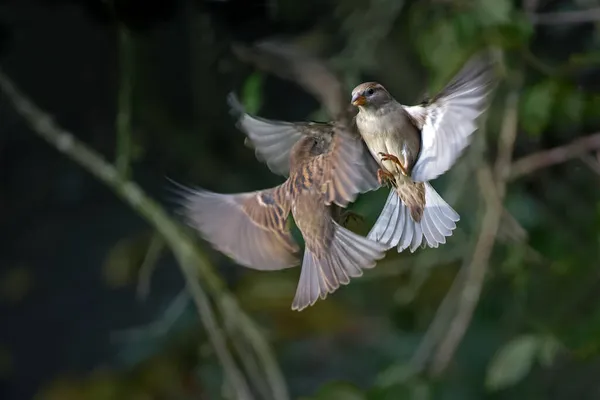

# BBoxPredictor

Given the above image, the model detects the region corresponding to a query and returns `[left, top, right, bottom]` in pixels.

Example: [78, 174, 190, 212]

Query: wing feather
[314, 122, 381, 207]
[174, 182, 300, 271]
[227, 93, 306, 177]
[406, 52, 498, 182]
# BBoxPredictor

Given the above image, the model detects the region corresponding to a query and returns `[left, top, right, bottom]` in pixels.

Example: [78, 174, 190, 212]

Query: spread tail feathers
[367, 183, 460, 252]
[291, 221, 387, 311]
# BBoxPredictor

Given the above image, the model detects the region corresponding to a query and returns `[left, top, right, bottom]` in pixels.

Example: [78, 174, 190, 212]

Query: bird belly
[291, 193, 333, 255]
[364, 133, 409, 178]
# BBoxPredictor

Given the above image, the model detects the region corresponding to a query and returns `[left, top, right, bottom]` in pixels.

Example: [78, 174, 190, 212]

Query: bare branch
[531, 8, 600, 25]
[136, 232, 166, 301]
[115, 25, 134, 178]
[430, 89, 519, 375]
[509, 133, 600, 180]
[0, 68, 291, 400]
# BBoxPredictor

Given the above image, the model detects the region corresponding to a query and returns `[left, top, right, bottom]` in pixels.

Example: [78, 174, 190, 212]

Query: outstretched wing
[174, 181, 300, 271]
[228, 93, 314, 177]
[306, 121, 381, 207]
[405, 52, 498, 183]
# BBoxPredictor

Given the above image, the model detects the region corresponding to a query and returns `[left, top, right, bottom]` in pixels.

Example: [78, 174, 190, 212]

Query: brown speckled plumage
[175, 39, 389, 311]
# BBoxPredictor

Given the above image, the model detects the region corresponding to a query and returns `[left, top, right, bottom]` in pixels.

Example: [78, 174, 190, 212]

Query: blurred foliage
[3, 0, 600, 399]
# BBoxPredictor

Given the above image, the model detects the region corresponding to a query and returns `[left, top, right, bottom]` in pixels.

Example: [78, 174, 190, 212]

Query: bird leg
[377, 169, 396, 187]
[378, 152, 409, 176]
[338, 210, 364, 227]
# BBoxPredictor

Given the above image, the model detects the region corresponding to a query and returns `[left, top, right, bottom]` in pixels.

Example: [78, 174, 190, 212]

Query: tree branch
[430, 88, 519, 375]
[531, 8, 600, 25]
[509, 133, 600, 180]
[115, 25, 134, 179]
[0, 69, 291, 400]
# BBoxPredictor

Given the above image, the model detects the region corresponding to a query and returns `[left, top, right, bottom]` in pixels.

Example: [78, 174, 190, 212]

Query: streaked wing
[175, 182, 300, 270]
[406, 52, 497, 182]
[228, 93, 309, 177]
[232, 40, 347, 119]
[314, 122, 381, 207]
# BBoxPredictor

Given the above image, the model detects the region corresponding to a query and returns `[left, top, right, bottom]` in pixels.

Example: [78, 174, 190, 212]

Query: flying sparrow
[176, 95, 386, 311]
[230, 39, 374, 225]
[351, 53, 497, 252]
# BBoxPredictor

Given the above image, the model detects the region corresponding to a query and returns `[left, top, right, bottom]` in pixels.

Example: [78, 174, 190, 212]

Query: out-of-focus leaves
[554, 84, 585, 132]
[505, 191, 542, 231]
[82, 369, 123, 400]
[415, 20, 465, 88]
[473, 0, 513, 27]
[537, 335, 562, 367]
[485, 334, 540, 391]
[0, 345, 11, 378]
[235, 270, 355, 338]
[0, 265, 33, 303]
[520, 80, 560, 136]
[102, 231, 156, 288]
[35, 377, 88, 400]
[242, 72, 264, 115]
[303, 381, 366, 400]
[135, 355, 184, 396]
[368, 381, 431, 400]
[375, 363, 417, 388]
[235, 271, 298, 310]
[584, 93, 600, 124]
[493, 15, 534, 48]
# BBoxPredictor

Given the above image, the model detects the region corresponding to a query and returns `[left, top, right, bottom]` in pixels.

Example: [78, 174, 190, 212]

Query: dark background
[2, 0, 600, 399]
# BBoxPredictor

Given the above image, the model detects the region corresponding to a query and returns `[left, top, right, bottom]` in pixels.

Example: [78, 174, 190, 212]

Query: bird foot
[377, 169, 396, 187]
[378, 152, 409, 176]
[338, 210, 364, 227]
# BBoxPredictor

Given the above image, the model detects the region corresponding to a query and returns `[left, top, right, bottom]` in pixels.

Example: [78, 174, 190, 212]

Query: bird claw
[339, 210, 364, 227]
[377, 169, 395, 187]
[378, 152, 409, 176]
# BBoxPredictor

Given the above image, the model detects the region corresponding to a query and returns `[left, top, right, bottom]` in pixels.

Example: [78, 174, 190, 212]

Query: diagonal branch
[430, 88, 520, 375]
[0, 68, 291, 400]
[509, 133, 600, 180]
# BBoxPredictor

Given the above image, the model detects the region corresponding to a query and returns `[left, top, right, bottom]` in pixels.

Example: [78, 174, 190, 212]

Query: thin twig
[222, 295, 290, 400]
[430, 89, 519, 375]
[0, 69, 259, 400]
[136, 231, 166, 301]
[410, 265, 466, 372]
[115, 25, 134, 178]
[111, 289, 190, 342]
[509, 133, 600, 180]
[531, 8, 600, 25]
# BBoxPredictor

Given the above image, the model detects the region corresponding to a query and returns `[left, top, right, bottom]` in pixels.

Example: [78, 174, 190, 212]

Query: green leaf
[537, 335, 562, 367]
[520, 80, 559, 136]
[242, 72, 264, 115]
[485, 334, 540, 391]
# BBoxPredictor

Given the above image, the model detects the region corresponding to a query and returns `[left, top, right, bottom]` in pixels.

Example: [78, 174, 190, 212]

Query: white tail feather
[367, 183, 460, 252]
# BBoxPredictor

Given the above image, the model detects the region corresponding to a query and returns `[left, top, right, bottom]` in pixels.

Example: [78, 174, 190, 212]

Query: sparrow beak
[351, 93, 366, 106]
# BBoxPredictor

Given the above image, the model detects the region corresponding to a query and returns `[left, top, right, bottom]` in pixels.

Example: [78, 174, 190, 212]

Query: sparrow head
[351, 82, 392, 110]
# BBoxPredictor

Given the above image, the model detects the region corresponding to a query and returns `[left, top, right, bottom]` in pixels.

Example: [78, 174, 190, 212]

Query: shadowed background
[1, 0, 600, 399]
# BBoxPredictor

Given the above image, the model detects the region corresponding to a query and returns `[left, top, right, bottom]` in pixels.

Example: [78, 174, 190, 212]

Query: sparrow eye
[366, 88, 375, 96]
